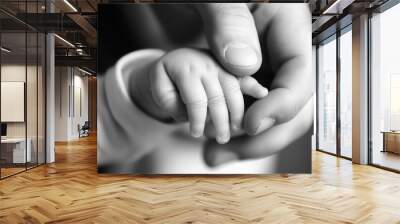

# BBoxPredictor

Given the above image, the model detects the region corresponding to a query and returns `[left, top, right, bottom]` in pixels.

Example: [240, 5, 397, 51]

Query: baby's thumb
[239, 76, 268, 98]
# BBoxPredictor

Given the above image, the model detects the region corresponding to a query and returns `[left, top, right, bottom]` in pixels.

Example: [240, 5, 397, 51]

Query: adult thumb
[195, 3, 262, 76]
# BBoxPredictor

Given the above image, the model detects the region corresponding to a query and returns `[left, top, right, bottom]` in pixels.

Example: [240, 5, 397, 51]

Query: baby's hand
[149, 48, 267, 144]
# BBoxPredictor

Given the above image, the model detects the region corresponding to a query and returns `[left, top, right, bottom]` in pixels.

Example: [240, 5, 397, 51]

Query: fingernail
[224, 42, 258, 67]
[212, 150, 238, 166]
[251, 118, 275, 135]
[191, 127, 203, 138]
[216, 133, 230, 144]
[258, 87, 268, 97]
[231, 124, 241, 132]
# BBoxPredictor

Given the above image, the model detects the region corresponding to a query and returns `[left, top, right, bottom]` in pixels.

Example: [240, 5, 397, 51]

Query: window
[318, 36, 337, 154]
[339, 27, 352, 158]
[370, 2, 400, 171]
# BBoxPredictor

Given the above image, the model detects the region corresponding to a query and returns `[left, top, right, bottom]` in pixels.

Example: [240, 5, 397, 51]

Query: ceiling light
[78, 67, 93, 76]
[322, 0, 354, 15]
[1, 47, 11, 53]
[54, 34, 75, 48]
[63, 0, 78, 12]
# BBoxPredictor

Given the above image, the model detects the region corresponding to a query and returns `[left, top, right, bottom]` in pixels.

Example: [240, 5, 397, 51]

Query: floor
[1, 163, 43, 178]
[372, 150, 400, 171]
[0, 167, 26, 178]
[1, 135, 400, 223]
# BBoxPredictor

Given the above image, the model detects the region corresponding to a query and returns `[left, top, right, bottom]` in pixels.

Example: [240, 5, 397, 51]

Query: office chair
[79, 121, 90, 138]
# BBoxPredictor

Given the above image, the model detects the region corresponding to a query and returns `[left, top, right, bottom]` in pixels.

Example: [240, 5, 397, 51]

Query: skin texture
[131, 48, 268, 144]
[129, 3, 312, 166]
[196, 4, 313, 166]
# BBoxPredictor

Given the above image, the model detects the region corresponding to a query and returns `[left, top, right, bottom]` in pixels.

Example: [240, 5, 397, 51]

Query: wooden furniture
[382, 131, 400, 154]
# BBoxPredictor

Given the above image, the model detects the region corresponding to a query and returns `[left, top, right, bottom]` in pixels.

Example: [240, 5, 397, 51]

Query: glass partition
[0, 30, 28, 177]
[26, 0, 42, 169]
[26, 30, 38, 169]
[0, 1, 46, 179]
[317, 35, 337, 154]
[370, 3, 400, 171]
[339, 27, 352, 158]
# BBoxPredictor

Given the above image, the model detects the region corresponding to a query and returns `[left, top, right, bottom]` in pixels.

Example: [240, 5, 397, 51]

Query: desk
[1, 138, 31, 163]
[382, 131, 400, 154]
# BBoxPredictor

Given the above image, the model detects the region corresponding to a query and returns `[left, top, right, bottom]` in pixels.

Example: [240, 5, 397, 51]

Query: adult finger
[204, 120, 245, 139]
[239, 76, 268, 98]
[244, 4, 313, 135]
[195, 3, 262, 76]
[203, 98, 313, 167]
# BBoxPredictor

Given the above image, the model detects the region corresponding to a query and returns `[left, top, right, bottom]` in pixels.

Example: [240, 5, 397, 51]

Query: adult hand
[194, 3, 262, 76]
[203, 4, 314, 166]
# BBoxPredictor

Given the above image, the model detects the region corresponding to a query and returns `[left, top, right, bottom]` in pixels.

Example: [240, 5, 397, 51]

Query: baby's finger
[239, 76, 269, 98]
[150, 62, 187, 122]
[204, 120, 245, 139]
[202, 76, 230, 144]
[177, 75, 208, 138]
[219, 71, 244, 132]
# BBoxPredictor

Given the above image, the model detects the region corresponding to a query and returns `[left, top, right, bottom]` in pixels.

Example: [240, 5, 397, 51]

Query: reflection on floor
[0, 167, 25, 177]
[1, 135, 400, 223]
[341, 147, 352, 158]
[0, 163, 42, 178]
[373, 150, 400, 171]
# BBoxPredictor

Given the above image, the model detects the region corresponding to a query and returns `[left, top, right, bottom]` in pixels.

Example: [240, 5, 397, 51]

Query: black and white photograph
[97, 3, 313, 174]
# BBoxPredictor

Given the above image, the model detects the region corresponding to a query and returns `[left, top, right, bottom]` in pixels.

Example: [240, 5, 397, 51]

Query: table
[381, 131, 400, 154]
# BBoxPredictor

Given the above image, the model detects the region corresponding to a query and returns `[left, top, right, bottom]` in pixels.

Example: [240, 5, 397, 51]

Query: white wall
[71, 73, 89, 138]
[55, 67, 89, 141]
[1, 63, 47, 163]
[55, 66, 69, 141]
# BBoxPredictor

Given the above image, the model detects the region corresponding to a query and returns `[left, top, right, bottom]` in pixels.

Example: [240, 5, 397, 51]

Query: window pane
[371, 3, 400, 171]
[340, 28, 352, 158]
[27, 30, 38, 169]
[318, 36, 337, 154]
[1, 30, 28, 177]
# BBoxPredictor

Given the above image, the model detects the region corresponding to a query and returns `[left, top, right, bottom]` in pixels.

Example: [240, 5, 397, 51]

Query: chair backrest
[82, 121, 90, 129]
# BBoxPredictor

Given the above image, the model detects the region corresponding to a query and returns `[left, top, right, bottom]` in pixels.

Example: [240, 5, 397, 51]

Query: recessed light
[63, 0, 78, 12]
[77, 67, 93, 76]
[1, 47, 11, 53]
[54, 34, 75, 48]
